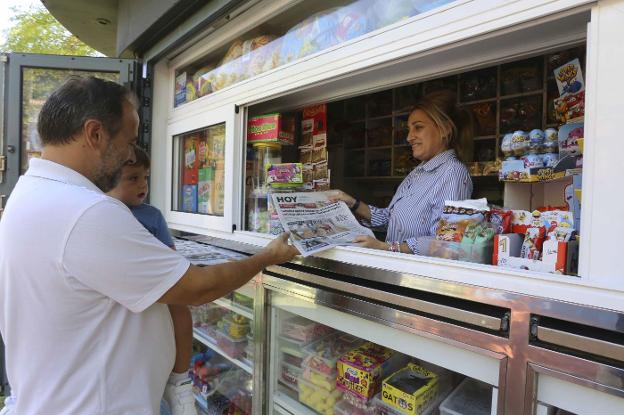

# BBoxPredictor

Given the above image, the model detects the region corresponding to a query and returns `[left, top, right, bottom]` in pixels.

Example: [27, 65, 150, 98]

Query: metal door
[0, 53, 138, 210]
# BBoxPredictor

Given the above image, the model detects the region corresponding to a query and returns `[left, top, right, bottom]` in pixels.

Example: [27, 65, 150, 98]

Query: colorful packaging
[435, 199, 489, 242]
[520, 226, 546, 260]
[247, 113, 295, 145]
[198, 167, 214, 214]
[175, 72, 188, 107]
[558, 123, 583, 158]
[302, 104, 327, 149]
[336, 342, 403, 401]
[182, 184, 198, 213]
[500, 133, 513, 157]
[511, 210, 532, 234]
[489, 208, 512, 234]
[547, 226, 575, 242]
[511, 130, 529, 156]
[528, 129, 544, 154]
[382, 363, 438, 415]
[266, 163, 303, 186]
[554, 58, 585, 96]
[212, 164, 225, 215]
[184, 135, 199, 185]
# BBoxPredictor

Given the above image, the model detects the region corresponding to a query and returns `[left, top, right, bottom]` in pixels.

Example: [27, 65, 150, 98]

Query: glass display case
[174, 238, 257, 415]
[266, 288, 500, 415]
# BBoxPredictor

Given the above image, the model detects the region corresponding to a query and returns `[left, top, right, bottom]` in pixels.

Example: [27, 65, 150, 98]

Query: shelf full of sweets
[272, 311, 496, 415]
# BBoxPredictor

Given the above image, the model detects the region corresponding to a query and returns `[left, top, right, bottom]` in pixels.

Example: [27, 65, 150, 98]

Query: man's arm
[158, 233, 297, 306]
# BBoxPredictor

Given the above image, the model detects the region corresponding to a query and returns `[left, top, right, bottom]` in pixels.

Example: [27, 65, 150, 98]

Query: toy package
[197, 167, 214, 214]
[558, 122, 583, 159]
[247, 113, 295, 145]
[175, 72, 188, 107]
[266, 163, 303, 186]
[183, 135, 199, 185]
[336, 342, 406, 401]
[382, 363, 438, 415]
[182, 184, 198, 213]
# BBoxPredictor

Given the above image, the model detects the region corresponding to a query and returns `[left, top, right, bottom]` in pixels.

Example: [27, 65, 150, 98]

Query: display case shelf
[193, 328, 253, 374]
[273, 391, 318, 415]
[213, 298, 253, 320]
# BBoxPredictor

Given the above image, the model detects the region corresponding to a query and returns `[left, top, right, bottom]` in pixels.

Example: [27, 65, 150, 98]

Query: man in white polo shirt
[0, 77, 297, 415]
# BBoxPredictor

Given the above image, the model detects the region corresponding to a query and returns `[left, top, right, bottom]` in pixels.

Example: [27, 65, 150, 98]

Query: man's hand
[259, 232, 299, 264]
[353, 235, 386, 250]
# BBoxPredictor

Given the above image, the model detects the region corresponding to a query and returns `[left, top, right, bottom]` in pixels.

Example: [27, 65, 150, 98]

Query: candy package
[435, 199, 489, 242]
[546, 226, 575, 242]
[489, 208, 512, 234]
[541, 210, 574, 231]
[520, 226, 546, 260]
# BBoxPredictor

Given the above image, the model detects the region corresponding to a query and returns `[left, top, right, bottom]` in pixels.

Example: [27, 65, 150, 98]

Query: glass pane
[459, 67, 497, 102]
[395, 83, 422, 112]
[366, 90, 393, 118]
[366, 117, 392, 147]
[393, 146, 416, 176]
[173, 123, 226, 215]
[345, 150, 364, 177]
[499, 95, 543, 133]
[174, 0, 456, 106]
[21, 68, 119, 173]
[272, 307, 495, 415]
[500, 56, 543, 96]
[466, 102, 496, 137]
[367, 149, 391, 176]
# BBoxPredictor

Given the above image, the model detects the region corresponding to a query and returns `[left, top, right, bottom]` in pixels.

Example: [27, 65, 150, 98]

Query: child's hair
[128, 145, 150, 170]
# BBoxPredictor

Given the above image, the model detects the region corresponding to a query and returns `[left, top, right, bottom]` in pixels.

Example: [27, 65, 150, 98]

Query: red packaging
[247, 113, 295, 145]
[520, 226, 546, 260]
[183, 135, 199, 185]
[489, 208, 512, 234]
[301, 104, 327, 148]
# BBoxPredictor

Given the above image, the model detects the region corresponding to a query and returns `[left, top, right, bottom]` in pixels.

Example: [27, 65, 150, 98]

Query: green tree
[1, 4, 99, 56]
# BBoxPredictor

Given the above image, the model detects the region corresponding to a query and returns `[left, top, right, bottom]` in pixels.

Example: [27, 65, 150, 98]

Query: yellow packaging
[382, 363, 438, 415]
[336, 342, 397, 401]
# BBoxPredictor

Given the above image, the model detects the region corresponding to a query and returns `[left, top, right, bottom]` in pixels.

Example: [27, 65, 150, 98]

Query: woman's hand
[353, 235, 387, 251]
[326, 189, 356, 208]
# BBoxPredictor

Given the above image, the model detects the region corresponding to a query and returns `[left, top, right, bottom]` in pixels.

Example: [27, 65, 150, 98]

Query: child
[108, 146, 197, 415]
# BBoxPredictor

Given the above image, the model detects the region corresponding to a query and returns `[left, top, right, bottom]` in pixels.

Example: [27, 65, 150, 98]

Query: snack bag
[511, 210, 532, 234]
[460, 223, 481, 245]
[489, 207, 512, 234]
[435, 199, 489, 242]
[520, 226, 546, 260]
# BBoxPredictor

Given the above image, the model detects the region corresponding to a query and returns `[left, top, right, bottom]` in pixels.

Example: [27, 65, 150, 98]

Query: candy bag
[489, 207, 512, 234]
[436, 199, 489, 242]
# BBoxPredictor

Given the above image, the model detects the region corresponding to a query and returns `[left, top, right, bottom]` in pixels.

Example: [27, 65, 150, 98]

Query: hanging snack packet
[520, 226, 546, 260]
[489, 207, 512, 234]
[436, 199, 489, 242]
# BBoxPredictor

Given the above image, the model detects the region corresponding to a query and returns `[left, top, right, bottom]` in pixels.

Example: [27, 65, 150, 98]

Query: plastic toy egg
[500, 133, 513, 157]
[511, 130, 529, 155]
[528, 129, 544, 153]
[522, 154, 544, 168]
[542, 152, 559, 168]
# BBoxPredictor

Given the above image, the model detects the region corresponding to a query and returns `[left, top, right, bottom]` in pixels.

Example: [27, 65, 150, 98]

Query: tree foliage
[1, 5, 99, 56]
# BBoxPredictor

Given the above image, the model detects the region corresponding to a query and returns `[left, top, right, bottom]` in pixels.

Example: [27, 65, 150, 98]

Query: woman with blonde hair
[330, 89, 474, 254]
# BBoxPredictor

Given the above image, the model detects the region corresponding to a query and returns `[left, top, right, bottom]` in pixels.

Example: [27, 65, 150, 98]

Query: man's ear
[83, 119, 105, 150]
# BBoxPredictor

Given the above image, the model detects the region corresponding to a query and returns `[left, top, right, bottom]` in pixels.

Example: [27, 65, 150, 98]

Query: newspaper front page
[270, 192, 375, 256]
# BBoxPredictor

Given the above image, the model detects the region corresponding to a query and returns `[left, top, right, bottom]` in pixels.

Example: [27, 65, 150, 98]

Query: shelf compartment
[193, 328, 253, 374]
[213, 298, 253, 320]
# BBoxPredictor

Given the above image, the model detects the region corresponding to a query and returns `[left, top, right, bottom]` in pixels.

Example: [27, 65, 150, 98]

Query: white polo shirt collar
[25, 158, 103, 194]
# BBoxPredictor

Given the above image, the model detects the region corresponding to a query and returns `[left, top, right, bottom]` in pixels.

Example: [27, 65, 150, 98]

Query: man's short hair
[129, 145, 150, 170]
[37, 76, 138, 146]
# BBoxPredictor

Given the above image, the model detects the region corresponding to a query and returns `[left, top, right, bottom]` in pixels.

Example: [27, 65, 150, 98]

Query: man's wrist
[350, 199, 360, 212]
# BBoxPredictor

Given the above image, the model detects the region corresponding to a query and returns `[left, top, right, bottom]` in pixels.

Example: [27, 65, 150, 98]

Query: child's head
[108, 145, 150, 207]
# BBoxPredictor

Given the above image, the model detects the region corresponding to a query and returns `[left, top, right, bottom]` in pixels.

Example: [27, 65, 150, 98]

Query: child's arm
[158, 233, 297, 306]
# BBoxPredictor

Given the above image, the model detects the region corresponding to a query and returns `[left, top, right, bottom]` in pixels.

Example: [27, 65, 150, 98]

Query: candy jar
[528, 129, 544, 154]
[511, 130, 529, 156]
[500, 133, 513, 157]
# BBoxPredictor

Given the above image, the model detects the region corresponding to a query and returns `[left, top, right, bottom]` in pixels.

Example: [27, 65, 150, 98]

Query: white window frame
[165, 104, 243, 234]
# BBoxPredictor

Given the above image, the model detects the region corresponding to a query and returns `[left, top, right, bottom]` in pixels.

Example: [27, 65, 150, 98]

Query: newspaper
[270, 192, 375, 256]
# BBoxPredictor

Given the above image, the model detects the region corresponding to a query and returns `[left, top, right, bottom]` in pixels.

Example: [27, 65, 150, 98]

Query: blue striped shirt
[368, 149, 472, 254]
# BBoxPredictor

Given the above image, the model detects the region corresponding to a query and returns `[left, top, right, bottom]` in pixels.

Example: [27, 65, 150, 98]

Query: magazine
[270, 192, 375, 256]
